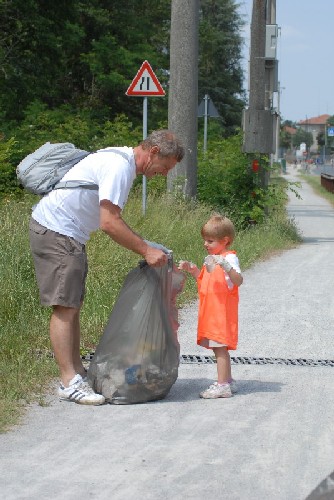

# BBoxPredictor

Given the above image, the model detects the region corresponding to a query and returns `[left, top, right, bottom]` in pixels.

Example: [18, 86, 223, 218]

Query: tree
[198, 0, 246, 136]
[280, 129, 293, 150]
[0, 0, 87, 121]
[0, 0, 246, 136]
[280, 121, 297, 151]
[292, 128, 313, 150]
[0, 0, 171, 125]
[79, 0, 171, 123]
[317, 131, 325, 147]
[322, 115, 334, 150]
[281, 119, 296, 128]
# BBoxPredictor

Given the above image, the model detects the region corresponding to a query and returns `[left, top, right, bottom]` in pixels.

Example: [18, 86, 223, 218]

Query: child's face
[203, 236, 231, 254]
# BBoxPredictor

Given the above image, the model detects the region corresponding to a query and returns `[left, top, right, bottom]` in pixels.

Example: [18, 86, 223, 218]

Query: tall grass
[299, 173, 334, 208]
[0, 191, 301, 432]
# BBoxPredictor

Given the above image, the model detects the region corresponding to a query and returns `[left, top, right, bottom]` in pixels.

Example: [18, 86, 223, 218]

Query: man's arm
[99, 199, 168, 267]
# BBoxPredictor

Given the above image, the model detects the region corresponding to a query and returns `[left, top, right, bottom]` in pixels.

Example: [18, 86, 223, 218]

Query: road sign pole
[142, 96, 148, 215]
[126, 60, 165, 216]
[203, 94, 209, 153]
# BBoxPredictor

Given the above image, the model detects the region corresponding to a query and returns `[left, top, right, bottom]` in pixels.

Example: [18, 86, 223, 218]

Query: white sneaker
[58, 374, 105, 405]
[200, 382, 232, 399]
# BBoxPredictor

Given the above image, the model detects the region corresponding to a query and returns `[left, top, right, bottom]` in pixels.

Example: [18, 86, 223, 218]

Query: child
[178, 214, 243, 399]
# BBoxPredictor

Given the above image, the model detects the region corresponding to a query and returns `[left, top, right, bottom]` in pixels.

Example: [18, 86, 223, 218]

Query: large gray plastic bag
[88, 255, 185, 404]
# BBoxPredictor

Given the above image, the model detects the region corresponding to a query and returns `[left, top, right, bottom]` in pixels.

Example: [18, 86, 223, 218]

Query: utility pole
[243, 0, 278, 186]
[265, 0, 279, 165]
[275, 81, 285, 162]
[275, 82, 281, 162]
[265, 0, 276, 111]
[167, 0, 199, 197]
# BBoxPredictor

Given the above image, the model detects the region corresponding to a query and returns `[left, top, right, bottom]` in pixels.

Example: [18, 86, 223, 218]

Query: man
[29, 129, 184, 405]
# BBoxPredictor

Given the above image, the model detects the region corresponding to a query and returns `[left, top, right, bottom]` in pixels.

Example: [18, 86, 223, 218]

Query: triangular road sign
[198, 95, 220, 118]
[126, 60, 165, 96]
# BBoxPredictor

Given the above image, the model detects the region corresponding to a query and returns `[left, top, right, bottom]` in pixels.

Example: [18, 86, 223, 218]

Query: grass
[299, 173, 334, 208]
[0, 188, 301, 432]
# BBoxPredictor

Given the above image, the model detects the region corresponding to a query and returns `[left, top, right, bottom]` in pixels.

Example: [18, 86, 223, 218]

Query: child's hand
[178, 260, 200, 279]
[178, 260, 194, 272]
[204, 255, 216, 273]
[215, 256, 232, 273]
[204, 255, 233, 273]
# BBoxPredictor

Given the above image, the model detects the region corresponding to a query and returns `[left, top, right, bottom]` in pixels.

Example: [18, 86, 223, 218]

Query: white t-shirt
[32, 147, 136, 244]
[224, 253, 241, 289]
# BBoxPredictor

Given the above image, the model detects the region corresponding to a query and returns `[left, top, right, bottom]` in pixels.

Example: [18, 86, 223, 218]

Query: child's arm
[216, 256, 243, 287]
[226, 267, 243, 287]
[178, 260, 201, 279]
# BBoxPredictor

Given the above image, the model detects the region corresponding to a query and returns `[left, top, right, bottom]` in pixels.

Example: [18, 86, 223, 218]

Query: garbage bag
[88, 254, 185, 404]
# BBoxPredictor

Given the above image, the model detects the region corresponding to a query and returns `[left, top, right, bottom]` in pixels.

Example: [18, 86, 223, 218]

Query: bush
[0, 136, 22, 197]
[1, 106, 143, 197]
[197, 134, 289, 227]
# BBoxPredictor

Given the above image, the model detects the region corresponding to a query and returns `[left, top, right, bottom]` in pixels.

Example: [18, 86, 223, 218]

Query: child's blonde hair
[201, 213, 235, 242]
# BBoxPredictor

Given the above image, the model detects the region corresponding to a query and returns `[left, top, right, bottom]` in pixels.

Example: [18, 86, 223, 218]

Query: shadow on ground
[306, 470, 334, 500]
[157, 378, 285, 403]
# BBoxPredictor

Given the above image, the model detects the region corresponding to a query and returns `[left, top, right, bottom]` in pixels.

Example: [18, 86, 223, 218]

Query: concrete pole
[167, 0, 199, 197]
[240, 0, 273, 203]
[243, 1, 273, 152]
[275, 82, 281, 162]
[265, 0, 277, 167]
[265, 0, 276, 111]
[248, 0, 266, 112]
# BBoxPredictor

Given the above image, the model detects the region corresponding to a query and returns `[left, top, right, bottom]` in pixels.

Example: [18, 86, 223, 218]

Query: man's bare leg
[71, 304, 87, 378]
[50, 305, 86, 387]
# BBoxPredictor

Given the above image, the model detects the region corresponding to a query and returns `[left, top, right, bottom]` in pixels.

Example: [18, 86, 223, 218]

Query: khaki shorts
[29, 218, 88, 308]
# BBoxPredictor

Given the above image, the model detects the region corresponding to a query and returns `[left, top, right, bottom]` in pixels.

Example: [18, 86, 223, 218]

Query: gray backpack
[16, 142, 97, 195]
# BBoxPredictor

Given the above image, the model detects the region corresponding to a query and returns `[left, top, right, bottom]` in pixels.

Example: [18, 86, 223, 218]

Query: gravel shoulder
[1, 164, 334, 500]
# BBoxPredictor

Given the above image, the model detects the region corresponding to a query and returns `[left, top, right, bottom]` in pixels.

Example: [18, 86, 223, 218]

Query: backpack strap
[54, 148, 130, 191]
[54, 180, 99, 190]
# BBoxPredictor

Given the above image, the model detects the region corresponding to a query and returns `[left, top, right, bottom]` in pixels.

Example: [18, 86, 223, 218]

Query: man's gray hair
[141, 129, 185, 161]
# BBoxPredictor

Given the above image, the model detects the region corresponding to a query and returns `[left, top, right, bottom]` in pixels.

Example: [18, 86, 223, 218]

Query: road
[1, 163, 334, 500]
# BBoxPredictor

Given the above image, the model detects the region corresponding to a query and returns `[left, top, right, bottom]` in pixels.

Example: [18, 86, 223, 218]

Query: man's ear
[150, 145, 160, 155]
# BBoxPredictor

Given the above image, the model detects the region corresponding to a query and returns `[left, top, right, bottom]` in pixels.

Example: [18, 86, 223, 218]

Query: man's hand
[100, 200, 171, 267]
[144, 246, 168, 267]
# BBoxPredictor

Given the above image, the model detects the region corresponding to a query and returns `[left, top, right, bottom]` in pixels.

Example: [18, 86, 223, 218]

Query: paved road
[1, 164, 334, 500]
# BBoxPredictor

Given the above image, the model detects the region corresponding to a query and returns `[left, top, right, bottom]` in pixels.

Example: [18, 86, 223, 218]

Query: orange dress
[197, 251, 239, 350]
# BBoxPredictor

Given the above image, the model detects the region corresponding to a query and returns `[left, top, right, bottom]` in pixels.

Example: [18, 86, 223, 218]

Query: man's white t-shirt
[32, 147, 136, 244]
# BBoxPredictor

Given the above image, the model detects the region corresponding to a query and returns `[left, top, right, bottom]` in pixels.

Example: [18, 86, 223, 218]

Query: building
[298, 114, 331, 152]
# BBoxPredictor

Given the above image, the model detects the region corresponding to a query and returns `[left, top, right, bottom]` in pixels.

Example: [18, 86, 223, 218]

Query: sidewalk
[1, 163, 334, 500]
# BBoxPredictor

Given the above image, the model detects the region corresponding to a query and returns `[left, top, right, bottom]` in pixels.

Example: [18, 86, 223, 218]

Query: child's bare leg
[213, 346, 231, 384]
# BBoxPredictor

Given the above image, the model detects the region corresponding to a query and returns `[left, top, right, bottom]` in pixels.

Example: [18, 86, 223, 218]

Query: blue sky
[238, 0, 334, 123]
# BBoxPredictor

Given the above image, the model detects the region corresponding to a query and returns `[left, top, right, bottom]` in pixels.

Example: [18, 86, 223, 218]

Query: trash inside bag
[88, 254, 185, 404]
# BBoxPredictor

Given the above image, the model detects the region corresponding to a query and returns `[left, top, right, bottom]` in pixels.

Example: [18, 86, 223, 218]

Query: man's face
[144, 149, 178, 178]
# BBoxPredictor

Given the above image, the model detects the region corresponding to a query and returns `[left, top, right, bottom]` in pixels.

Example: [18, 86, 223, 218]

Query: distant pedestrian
[178, 214, 243, 399]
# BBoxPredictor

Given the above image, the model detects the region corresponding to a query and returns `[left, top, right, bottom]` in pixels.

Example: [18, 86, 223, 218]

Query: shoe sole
[199, 393, 232, 399]
[59, 396, 105, 405]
